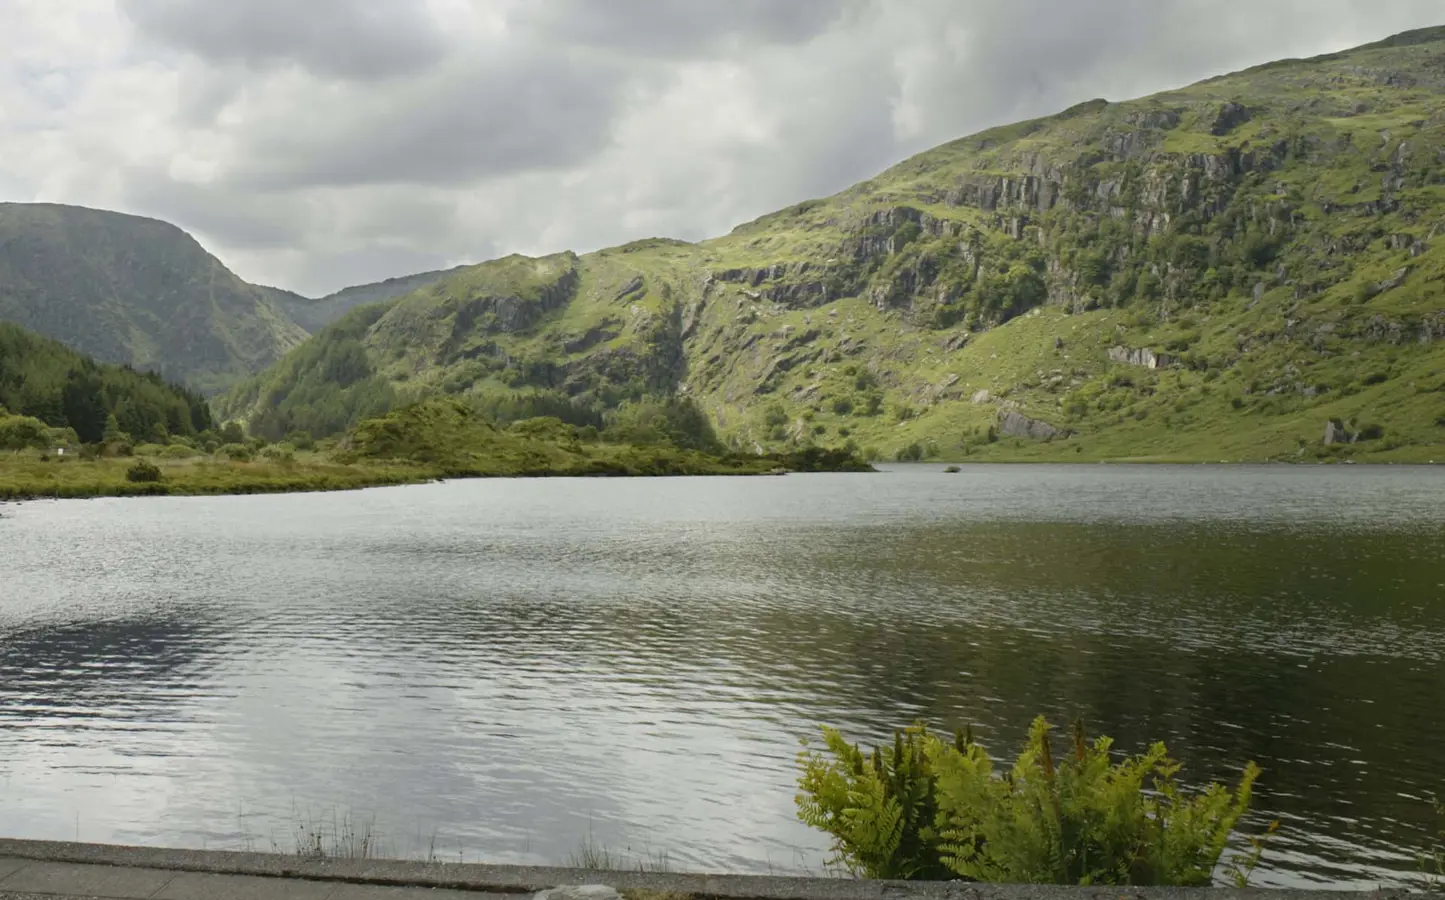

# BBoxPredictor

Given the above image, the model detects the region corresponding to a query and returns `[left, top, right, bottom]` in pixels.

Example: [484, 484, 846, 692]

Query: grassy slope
[0, 203, 309, 394]
[223, 28, 1445, 462]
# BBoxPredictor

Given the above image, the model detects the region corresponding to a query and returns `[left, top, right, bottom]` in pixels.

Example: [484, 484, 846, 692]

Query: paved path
[0, 840, 1433, 900]
[0, 857, 505, 900]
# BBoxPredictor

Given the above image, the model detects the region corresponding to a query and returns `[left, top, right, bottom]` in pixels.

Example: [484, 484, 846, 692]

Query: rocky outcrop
[1210, 101, 1253, 135]
[1324, 419, 1355, 445]
[999, 410, 1071, 441]
[1108, 346, 1176, 369]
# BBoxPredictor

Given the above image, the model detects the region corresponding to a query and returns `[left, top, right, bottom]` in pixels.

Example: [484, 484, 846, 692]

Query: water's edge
[0, 840, 1420, 900]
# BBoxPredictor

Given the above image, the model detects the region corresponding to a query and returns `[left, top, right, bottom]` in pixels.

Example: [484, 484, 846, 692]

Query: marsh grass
[0, 451, 436, 501]
[569, 832, 673, 873]
[282, 808, 383, 860]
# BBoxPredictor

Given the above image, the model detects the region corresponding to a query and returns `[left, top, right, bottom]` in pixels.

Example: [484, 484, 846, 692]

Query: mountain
[221, 27, 1445, 462]
[269, 267, 470, 333]
[0, 321, 212, 446]
[0, 203, 310, 395]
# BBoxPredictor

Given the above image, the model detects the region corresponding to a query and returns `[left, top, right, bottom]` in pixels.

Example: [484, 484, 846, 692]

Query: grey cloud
[223, 49, 626, 189]
[271, 244, 480, 299]
[516, 0, 862, 56]
[121, 171, 313, 250]
[118, 0, 448, 80]
[877, 0, 1445, 156]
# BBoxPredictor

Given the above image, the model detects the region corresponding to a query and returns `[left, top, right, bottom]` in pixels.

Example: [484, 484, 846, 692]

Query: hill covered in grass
[222, 27, 1445, 462]
[0, 203, 309, 394]
[0, 204, 463, 396]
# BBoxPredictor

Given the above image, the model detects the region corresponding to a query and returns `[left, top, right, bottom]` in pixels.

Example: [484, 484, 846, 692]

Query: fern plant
[797, 716, 1267, 886]
[796, 723, 963, 879]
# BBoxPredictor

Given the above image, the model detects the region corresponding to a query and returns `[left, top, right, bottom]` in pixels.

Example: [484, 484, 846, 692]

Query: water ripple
[1, 466, 1444, 887]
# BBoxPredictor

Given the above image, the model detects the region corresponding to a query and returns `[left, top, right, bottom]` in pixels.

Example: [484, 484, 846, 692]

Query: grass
[0, 452, 435, 501]
[569, 834, 673, 873]
[0, 404, 873, 501]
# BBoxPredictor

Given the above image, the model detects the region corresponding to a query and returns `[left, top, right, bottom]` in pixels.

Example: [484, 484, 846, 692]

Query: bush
[797, 717, 1264, 886]
[832, 397, 855, 416]
[125, 460, 163, 483]
[895, 442, 925, 462]
[262, 443, 296, 462]
[0, 413, 48, 450]
[220, 443, 253, 462]
[161, 444, 199, 459]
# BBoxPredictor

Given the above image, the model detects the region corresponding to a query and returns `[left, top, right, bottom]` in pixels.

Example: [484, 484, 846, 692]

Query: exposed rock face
[1375, 267, 1410, 294]
[1108, 345, 1175, 369]
[999, 410, 1071, 441]
[1210, 101, 1253, 135]
[1324, 419, 1355, 445]
[971, 389, 993, 404]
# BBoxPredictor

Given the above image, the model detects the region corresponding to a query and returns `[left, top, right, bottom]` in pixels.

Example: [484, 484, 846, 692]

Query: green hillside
[0, 203, 308, 394]
[0, 321, 212, 447]
[222, 27, 1445, 462]
[267, 266, 469, 333]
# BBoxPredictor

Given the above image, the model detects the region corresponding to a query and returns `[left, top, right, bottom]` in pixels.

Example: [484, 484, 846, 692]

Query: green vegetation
[0, 453, 432, 501]
[339, 398, 870, 478]
[0, 322, 213, 446]
[0, 203, 307, 394]
[0, 395, 870, 500]
[569, 834, 673, 873]
[214, 27, 1445, 463]
[796, 718, 1266, 886]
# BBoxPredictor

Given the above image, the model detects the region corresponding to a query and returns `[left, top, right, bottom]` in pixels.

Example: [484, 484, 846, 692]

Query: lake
[2, 465, 1443, 889]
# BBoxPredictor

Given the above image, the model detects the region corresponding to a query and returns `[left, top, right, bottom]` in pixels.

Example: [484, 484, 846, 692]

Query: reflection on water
[1, 465, 1443, 888]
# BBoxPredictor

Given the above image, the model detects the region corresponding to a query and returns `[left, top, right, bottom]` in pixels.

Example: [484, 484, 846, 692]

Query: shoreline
[0, 839, 1418, 899]
[5, 456, 1444, 503]
[0, 454, 875, 503]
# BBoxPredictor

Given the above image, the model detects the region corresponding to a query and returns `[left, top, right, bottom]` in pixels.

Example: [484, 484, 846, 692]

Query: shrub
[220, 443, 253, 462]
[0, 414, 48, 450]
[1356, 423, 1384, 441]
[161, 444, 199, 459]
[797, 717, 1264, 886]
[125, 460, 163, 483]
[895, 442, 924, 462]
[832, 397, 855, 416]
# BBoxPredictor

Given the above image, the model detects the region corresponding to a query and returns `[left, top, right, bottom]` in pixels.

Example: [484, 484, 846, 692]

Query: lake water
[2, 465, 1443, 889]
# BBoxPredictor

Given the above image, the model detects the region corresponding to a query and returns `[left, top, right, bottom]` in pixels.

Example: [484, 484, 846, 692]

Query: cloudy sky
[3, 1, 1442, 296]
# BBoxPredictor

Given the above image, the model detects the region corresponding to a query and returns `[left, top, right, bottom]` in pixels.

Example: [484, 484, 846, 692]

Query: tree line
[0, 323, 213, 448]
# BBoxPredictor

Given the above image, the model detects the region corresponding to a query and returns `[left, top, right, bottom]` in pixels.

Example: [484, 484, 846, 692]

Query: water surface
[2, 465, 1443, 889]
